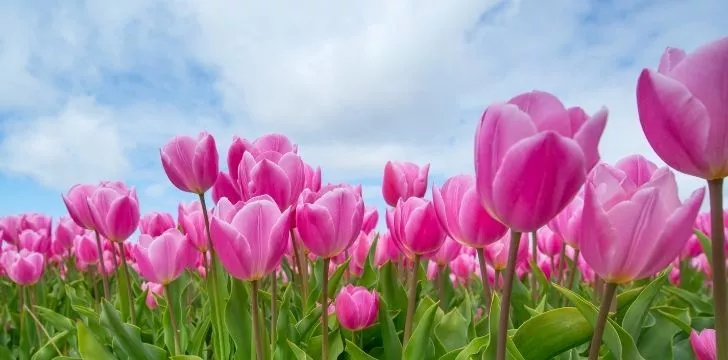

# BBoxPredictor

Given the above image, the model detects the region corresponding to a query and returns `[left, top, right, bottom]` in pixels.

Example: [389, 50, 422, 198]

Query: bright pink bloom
[20, 214, 52, 234]
[161, 132, 219, 194]
[0, 215, 21, 244]
[349, 231, 374, 277]
[304, 164, 322, 193]
[253, 133, 298, 155]
[362, 207, 379, 234]
[690, 329, 717, 360]
[1, 250, 44, 285]
[210, 195, 291, 281]
[474, 91, 607, 232]
[62, 184, 99, 230]
[449, 253, 478, 286]
[579, 163, 705, 284]
[75, 232, 99, 268]
[237, 151, 306, 210]
[18, 230, 50, 254]
[428, 236, 462, 266]
[141, 282, 164, 310]
[296, 187, 364, 259]
[637, 37, 728, 180]
[536, 227, 562, 257]
[374, 232, 401, 267]
[87, 183, 140, 243]
[433, 174, 508, 248]
[382, 161, 430, 207]
[54, 216, 82, 252]
[388, 197, 447, 257]
[134, 229, 196, 285]
[179, 207, 210, 252]
[484, 231, 528, 271]
[334, 285, 379, 331]
[139, 212, 176, 237]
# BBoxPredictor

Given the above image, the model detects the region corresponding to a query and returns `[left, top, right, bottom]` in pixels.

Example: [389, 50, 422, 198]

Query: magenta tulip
[54, 216, 83, 252]
[334, 285, 379, 331]
[18, 230, 50, 254]
[237, 151, 306, 210]
[474, 91, 607, 232]
[87, 184, 140, 243]
[637, 37, 728, 180]
[388, 197, 447, 257]
[374, 231, 401, 267]
[296, 187, 364, 259]
[62, 184, 98, 230]
[433, 174, 508, 248]
[382, 161, 430, 207]
[429, 236, 462, 266]
[210, 195, 291, 281]
[139, 212, 176, 237]
[134, 228, 197, 285]
[362, 207, 379, 234]
[579, 163, 705, 284]
[690, 329, 717, 360]
[1, 249, 44, 286]
[161, 132, 219, 194]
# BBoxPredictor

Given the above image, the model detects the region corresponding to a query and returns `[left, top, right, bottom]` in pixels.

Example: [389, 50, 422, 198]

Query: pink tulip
[334, 285, 379, 331]
[433, 174, 508, 248]
[692, 254, 714, 280]
[0, 215, 22, 245]
[134, 229, 196, 285]
[304, 164, 322, 193]
[449, 253, 478, 285]
[536, 227, 562, 258]
[18, 230, 50, 254]
[179, 207, 210, 252]
[139, 212, 176, 237]
[349, 231, 374, 277]
[178, 201, 204, 225]
[428, 237, 463, 266]
[20, 214, 52, 234]
[1, 249, 44, 285]
[388, 197, 447, 258]
[237, 151, 306, 210]
[75, 232, 100, 268]
[474, 91, 607, 232]
[161, 132, 219, 194]
[374, 231, 401, 267]
[87, 183, 140, 243]
[484, 231, 528, 271]
[382, 161, 430, 207]
[637, 37, 728, 180]
[62, 184, 99, 230]
[212, 172, 242, 204]
[296, 187, 364, 259]
[54, 217, 83, 252]
[362, 207, 379, 234]
[254, 133, 298, 154]
[141, 282, 164, 310]
[210, 195, 291, 280]
[579, 163, 705, 284]
[690, 329, 717, 360]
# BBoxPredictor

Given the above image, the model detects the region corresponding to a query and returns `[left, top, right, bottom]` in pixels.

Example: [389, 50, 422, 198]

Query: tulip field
[2, 37, 727, 360]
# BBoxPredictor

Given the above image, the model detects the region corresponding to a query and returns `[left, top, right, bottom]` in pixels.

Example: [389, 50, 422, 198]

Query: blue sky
[0, 0, 727, 230]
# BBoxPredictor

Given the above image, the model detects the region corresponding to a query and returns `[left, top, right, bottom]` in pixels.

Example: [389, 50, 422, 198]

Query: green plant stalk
[251, 280, 264, 360]
[117, 242, 136, 324]
[322, 257, 331, 360]
[588, 282, 617, 360]
[290, 229, 309, 301]
[708, 178, 728, 360]
[165, 284, 182, 355]
[403, 254, 421, 344]
[199, 193, 229, 359]
[530, 232, 538, 303]
[556, 242, 566, 284]
[561, 248, 581, 307]
[476, 247, 492, 312]
[270, 272, 278, 347]
[496, 230, 521, 360]
[93, 230, 111, 298]
[437, 264, 446, 310]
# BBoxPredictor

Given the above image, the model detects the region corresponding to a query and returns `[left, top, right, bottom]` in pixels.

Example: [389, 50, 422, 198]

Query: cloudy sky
[0, 0, 726, 226]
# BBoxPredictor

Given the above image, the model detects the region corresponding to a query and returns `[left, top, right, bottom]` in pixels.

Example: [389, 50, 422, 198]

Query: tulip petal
[296, 203, 336, 258]
[578, 181, 619, 281]
[251, 159, 291, 209]
[573, 107, 608, 171]
[210, 217, 251, 279]
[105, 196, 140, 242]
[507, 91, 570, 135]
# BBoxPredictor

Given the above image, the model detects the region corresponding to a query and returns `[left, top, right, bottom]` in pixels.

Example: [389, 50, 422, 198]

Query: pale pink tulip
[382, 161, 430, 207]
[87, 183, 140, 243]
[388, 197, 447, 258]
[161, 132, 219, 194]
[374, 231, 401, 267]
[62, 184, 98, 230]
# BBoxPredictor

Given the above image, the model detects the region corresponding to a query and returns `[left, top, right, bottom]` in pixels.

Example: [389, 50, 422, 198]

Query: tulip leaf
[328, 258, 351, 298]
[31, 330, 70, 360]
[357, 233, 380, 288]
[621, 271, 668, 342]
[32, 306, 75, 332]
[100, 299, 164, 360]
[345, 339, 377, 360]
[435, 309, 469, 351]
[189, 315, 210, 357]
[275, 285, 294, 360]
[452, 335, 489, 360]
[694, 229, 713, 260]
[635, 309, 684, 359]
[208, 256, 232, 360]
[117, 261, 132, 323]
[403, 300, 440, 360]
[378, 297, 403, 360]
[294, 306, 323, 342]
[615, 286, 643, 322]
[663, 286, 714, 315]
[226, 279, 254, 360]
[77, 321, 114, 360]
[170, 356, 203, 360]
[512, 308, 592, 360]
[306, 328, 344, 360]
[287, 339, 313, 360]
[379, 261, 408, 326]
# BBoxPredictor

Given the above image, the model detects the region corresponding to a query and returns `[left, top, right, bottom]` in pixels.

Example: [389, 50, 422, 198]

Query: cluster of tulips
[1, 36, 727, 360]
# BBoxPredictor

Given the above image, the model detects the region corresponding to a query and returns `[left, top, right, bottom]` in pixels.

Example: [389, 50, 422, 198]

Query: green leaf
[189, 315, 210, 357]
[512, 308, 591, 360]
[31, 330, 70, 360]
[435, 309, 469, 351]
[117, 260, 132, 322]
[226, 279, 254, 360]
[77, 321, 114, 360]
[622, 271, 668, 342]
[287, 340, 313, 360]
[636, 309, 684, 359]
[294, 306, 323, 343]
[404, 301, 440, 360]
[327, 258, 350, 298]
[378, 297, 403, 360]
[664, 287, 714, 315]
[275, 285, 294, 360]
[453, 336, 489, 360]
[99, 300, 162, 360]
[208, 255, 232, 360]
[694, 229, 713, 260]
[345, 339, 377, 360]
[357, 234, 380, 288]
[170, 356, 204, 360]
[379, 261, 408, 326]
[32, 306, 74, 332]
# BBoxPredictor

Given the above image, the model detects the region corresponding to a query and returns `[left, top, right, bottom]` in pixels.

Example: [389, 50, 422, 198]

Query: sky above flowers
[0, 0, 727, 227]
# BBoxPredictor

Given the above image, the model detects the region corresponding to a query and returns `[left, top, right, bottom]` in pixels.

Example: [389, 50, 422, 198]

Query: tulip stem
[321, 258, 331, 360]
[250, 280, 264, 360]
[530, 232, 538, 303]
[403, 254, 421, 344]
[588, 282, 617, 360]
[271, 272, 278, 347]
[93, 230, 110, 298]
[476, 248, 492, 312]
[708, 178, 728, 360]
[496, 231, 521, 360]
[199, 193, 228, 359]
[117, 243, 136, 324]
[556, 242, 566, 284]
[561, 249, 581, 307]
[437, 264, 446, 310]
[165, 285, 181, 355]
[290, 230, 309, 301]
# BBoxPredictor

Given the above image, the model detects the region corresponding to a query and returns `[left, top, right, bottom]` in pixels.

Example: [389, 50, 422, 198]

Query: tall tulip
[474, 90, 607, 360]
[382, 161, 430, 206]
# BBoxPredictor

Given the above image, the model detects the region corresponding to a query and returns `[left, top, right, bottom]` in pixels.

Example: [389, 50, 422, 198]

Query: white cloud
[0, 0, 726, 211]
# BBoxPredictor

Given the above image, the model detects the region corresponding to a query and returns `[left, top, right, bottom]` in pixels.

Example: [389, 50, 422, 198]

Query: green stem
[117, 242, 136, 324]
[322, 257, 331, 360]
[530, 232, 538, 303]
[476, 248, 492, 312]
[165, 285, 182, 356]
[496, 231, 521, 360]
[708, 178, 728, 360]
[561, 248, 581, 307]
[93, 230, 110, 298]
[403, 254, 421, 344]
[588, 283, 617, 360]
[556, 242, 566, 284]
[271, 272, 278, 347]
[437, 264, 447, 310]
[291, 230, 309, 301]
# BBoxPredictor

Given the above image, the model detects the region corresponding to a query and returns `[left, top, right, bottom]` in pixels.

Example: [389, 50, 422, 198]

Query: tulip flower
[0, 215, 22, 244]
[139, 212, 176, 237]
[334, 285, 379, 331]
[374, 231, 401, 267]
[1, 250, 44, 286]
[54, 217, 83, 254]
[237, 151, 306, 210]
[161, 132, 219, 194]
[349, 231, 374, 277]
[179, 208, 210, 253]
[134, 229, 196, 285]
[382, 161, 430, 207]
[579, 163, 704, 360]
[141, 282, 164, 310]
[362, 207, 379, 234]
[690, 329, 717, 360]
[18, 230, 50, 255]
[62, 184, 99, 230]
